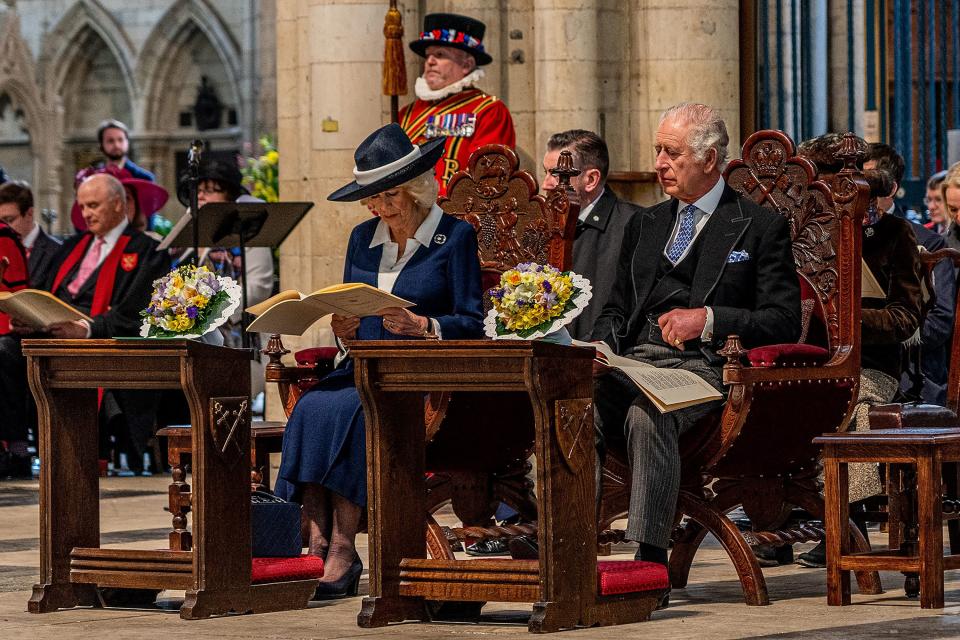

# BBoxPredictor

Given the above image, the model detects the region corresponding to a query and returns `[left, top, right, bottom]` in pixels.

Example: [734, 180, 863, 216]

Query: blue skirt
[275, 360, 367, 507]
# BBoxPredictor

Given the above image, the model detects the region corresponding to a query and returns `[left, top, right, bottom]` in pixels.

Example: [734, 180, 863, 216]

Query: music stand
[161, 201, 313, 348]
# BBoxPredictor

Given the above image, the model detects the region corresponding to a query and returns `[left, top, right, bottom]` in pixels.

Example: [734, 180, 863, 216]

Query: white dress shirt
[21, 223, 40, 252]
[662, 177, 726, 342]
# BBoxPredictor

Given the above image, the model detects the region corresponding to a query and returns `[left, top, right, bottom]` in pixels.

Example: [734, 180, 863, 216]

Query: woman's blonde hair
[360, 170, 438, 212]
[942, 162, 960, 201]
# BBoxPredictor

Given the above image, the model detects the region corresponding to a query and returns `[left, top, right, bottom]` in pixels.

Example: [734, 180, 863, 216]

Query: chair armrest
[868, 403, 960, 430]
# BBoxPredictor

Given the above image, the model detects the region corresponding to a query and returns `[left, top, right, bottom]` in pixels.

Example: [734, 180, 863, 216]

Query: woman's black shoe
[465, 538, 510, 556]
[796, 541, 826, 568]
[312, 556, 363, 600]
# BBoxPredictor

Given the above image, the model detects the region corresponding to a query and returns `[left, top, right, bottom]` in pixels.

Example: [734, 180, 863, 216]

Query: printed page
[0, 289, 91, 329]
[861, 259, 886, 299]
[572, 339, 722, 413]
[245, 283, 413, 335]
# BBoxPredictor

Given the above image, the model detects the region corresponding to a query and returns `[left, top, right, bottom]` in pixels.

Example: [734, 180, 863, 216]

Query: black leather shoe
[656, 591, 670, 611]
[465, 538, 510, 557]
[752, 543, 794, 567]
[508, 535, 539, 560]
[312, 555, 363, 600]
[796, 541, 826, 568]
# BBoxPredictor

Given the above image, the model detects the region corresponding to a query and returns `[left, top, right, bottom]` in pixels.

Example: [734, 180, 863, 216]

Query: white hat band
[352, 146, 422, 186]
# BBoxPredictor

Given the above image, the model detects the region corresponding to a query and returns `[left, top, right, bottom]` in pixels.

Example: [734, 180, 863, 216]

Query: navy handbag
[251, 491, 303, 557]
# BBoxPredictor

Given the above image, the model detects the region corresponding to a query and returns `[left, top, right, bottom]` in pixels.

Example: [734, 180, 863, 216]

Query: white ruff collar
[414, 69, 485, 101]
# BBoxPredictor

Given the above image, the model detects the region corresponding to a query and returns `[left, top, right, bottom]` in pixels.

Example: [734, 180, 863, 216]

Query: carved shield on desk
[209, 397, 248, 466]
[555, 399, 592, 473]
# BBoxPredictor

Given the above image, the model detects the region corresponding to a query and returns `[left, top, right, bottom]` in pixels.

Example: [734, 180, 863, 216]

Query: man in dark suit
[541, 130, 640, 340]
[592, 103, 801, 567]
[864, 144, 956, 406]
[0, 174, 168, 474]
[0, 181, 61, 287]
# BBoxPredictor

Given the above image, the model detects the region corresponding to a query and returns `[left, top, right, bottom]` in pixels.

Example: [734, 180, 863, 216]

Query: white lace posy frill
[139, 276, 242, 340]
[484, 274, 592, 341]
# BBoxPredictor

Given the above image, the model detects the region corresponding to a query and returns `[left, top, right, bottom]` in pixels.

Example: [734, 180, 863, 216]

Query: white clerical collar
[369, 204, 445, 249]
[578, 187, 605, 222]
[679, 177, 725, 216]
[21, 222, 40, 250]
[414, 68, 485, 101]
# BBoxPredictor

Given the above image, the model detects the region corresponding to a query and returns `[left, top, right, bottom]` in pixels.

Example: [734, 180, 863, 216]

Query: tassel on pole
[382, 0, 407, 123]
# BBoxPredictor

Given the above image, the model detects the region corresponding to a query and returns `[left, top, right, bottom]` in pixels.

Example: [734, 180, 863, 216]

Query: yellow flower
[266, 150, 279, 165]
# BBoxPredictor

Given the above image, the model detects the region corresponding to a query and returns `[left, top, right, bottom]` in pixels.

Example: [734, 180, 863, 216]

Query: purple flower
[542, 280, 552, 293]
[542, 292, 557, 306]
[186, 306, 199, 319]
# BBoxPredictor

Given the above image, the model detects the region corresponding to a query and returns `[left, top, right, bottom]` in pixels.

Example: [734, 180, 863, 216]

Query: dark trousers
[0, 334, 32, 443]
[595, 342, 724, 548]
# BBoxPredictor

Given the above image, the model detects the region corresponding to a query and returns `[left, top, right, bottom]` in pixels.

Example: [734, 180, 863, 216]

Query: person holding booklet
[579, 103, 802, 575]
[273, 123, 484, 599]
[0, 173, 168, 477]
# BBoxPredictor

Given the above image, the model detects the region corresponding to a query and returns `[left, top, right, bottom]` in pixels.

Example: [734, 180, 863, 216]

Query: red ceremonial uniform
[399, 87, 515, 195]
[0, 223, 29, 335]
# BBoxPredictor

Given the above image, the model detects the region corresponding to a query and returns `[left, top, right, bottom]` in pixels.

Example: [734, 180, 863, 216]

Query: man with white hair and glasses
[589, 103, 801, 573]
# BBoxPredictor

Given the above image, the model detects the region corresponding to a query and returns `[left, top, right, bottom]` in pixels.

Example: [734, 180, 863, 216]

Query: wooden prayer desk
[351, 340, 663, 633]
[23, 339, 316, 619]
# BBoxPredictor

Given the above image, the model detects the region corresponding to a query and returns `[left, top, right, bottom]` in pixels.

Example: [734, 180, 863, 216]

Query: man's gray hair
[82, 173, 127, 207]
[659, 102, 730, 169]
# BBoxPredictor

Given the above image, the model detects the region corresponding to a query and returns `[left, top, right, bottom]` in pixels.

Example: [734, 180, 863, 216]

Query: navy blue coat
[276, 212, 484, 506]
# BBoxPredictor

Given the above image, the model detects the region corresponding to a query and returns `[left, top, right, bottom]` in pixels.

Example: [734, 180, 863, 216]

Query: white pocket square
[727, 250, 751, 263]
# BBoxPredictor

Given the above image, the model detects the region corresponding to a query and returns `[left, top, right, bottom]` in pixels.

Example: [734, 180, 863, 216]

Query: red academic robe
[0, 223, 29, 334]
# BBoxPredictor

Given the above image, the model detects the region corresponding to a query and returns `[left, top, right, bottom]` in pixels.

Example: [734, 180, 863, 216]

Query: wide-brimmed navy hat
[409, 13, 492, 67]
[327, 123, 446, 202]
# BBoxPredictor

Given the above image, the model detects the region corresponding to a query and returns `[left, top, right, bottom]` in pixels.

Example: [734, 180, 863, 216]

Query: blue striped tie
[667, 204, 697, 263]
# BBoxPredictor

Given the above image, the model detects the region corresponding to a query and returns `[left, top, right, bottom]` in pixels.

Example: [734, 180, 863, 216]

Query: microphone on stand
[187, 140, 203, 264]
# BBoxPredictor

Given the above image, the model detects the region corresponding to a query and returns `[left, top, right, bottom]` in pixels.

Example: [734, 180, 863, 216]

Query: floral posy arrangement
[485, 262, 591, 341]
[140, 264, 241, 338]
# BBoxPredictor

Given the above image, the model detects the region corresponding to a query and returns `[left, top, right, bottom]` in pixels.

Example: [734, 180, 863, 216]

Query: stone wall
[0, 0, 277, 232]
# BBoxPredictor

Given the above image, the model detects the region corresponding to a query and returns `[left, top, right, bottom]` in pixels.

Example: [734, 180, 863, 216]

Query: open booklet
[861, 259, 885, 299]
[0, 289, 93, 330]
[571, 339, 723, 413]
[245, 282, 413, 335]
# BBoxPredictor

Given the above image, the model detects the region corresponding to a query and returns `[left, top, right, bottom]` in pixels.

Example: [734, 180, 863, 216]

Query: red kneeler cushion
[251, 554, 324, 584]
[596, 560, 669, 596]
[746, 343, 830, 368]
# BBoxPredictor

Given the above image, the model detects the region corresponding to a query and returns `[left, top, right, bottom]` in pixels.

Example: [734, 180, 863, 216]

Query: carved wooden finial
[262, 333, 290, 372]
[835, 132, 865, 171]
[551, 150, 581, 192]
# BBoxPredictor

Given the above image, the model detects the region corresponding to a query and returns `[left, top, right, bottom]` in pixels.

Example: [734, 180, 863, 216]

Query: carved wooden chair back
[439, 144, 580, 309]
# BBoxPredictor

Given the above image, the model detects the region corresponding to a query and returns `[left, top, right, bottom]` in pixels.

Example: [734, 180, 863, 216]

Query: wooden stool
[815, 427, 960, 608]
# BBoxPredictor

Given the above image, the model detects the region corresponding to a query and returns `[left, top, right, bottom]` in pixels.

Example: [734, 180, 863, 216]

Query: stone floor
[3, 475, 960, 639]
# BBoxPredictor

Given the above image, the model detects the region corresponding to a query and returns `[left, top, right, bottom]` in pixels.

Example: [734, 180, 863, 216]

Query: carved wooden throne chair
[262, 144, 580, 548]
[596, 130, 882, 606]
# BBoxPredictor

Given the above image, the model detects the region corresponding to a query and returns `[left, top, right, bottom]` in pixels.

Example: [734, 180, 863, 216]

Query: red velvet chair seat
[251, 554, 324, 584]
[747, 343, 831, 368]
[596, 560, 669, 596]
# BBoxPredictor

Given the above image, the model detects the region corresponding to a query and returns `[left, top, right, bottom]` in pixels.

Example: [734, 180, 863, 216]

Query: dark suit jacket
[27, 228, 61, 289]
[591, 184, 801, 360]
[45, 227, 168, 338]
[569, 188, 640, 340]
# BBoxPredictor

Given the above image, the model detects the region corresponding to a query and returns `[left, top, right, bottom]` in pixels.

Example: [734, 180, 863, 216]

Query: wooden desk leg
[358, 390, 428, 628]
[529, 395, 595, 633]
[917, 452, 944, 609]
[825, 451, 851, 606]
[168, 452, 192, 552]
[28, 386, 99, 613]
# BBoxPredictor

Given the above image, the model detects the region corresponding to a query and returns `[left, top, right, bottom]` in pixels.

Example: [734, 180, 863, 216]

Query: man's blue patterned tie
[667, 204, 697, 263]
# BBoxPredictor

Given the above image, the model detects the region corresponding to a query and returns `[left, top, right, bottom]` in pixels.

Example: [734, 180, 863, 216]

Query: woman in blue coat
[276, 123, 484, 598]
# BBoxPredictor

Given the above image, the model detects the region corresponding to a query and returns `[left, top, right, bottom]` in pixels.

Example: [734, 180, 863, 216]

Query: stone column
[274, 0, 388, 368]
[532, 0, 600, 167]
[627, 0, 741, 174]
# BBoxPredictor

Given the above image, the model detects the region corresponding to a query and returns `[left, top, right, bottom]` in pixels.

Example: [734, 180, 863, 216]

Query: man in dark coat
[0, 180, 61, 287]
[591, 103, 801, 568]
[541, 130, 640, 341]
[0, 174, 168, 474]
